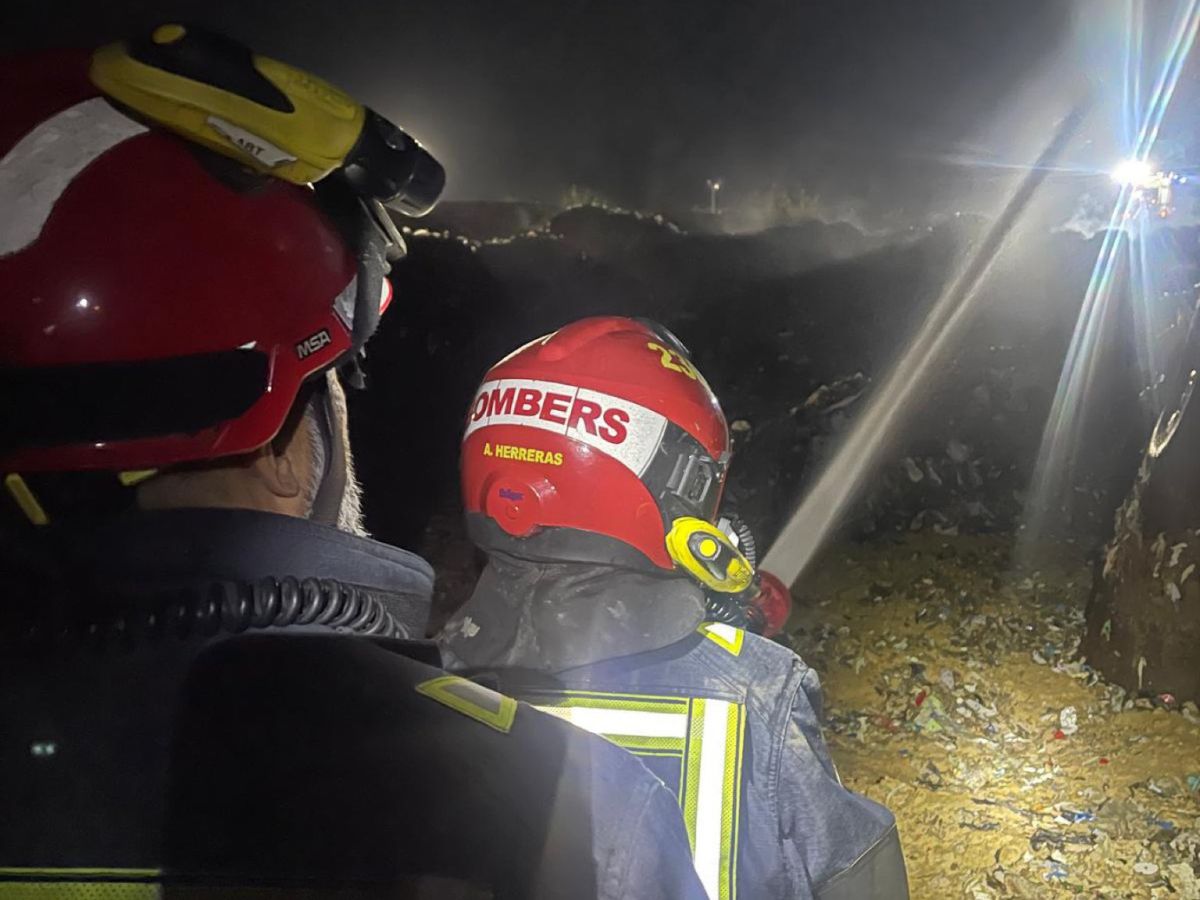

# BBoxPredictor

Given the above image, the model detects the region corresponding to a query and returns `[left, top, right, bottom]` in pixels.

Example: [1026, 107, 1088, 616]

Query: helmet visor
[643, 422, 728, 523]
[0, 348, 269, 457]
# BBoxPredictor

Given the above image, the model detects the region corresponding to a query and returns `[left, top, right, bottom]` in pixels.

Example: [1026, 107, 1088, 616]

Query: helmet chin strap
[307, 377, 348, 528]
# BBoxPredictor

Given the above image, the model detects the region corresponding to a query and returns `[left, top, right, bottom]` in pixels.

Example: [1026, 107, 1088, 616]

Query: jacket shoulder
[693, 625, 816, 700]
[169, 632, 683, 896]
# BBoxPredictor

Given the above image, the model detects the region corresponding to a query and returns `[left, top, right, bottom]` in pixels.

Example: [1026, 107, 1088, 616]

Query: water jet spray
[761, 103, 1088, 587]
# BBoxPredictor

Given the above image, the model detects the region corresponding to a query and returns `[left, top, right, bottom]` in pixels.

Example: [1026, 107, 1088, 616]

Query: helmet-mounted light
[89, 24, 445, 215]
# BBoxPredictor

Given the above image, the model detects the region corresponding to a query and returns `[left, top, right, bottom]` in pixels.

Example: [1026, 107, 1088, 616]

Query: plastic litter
[902, 457, 924, 483]
[947, 439, 971, 464]
[1059, 809, 1095, 825]
[1043, 860, 1069, 881]
[789, 533, 1200, 898]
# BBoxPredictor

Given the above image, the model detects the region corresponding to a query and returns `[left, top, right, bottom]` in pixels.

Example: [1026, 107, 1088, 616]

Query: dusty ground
[789, 532, 1200, 899]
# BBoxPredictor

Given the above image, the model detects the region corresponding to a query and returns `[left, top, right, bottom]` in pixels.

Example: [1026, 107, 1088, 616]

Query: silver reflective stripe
[538, 705, 688, 738]
[0, 98, 147, 257]
[533, 691, 744, 900]
[693, 699, 730, 898]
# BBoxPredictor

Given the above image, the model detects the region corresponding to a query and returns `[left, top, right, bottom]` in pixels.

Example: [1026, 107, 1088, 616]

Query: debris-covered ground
[791, 531, 1200, 899]
[363, 205, 1200, 895]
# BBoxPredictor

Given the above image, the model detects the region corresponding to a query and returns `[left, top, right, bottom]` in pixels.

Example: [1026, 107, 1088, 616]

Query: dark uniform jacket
[0, 509, 705, 899]
[442, 559, 910, 900]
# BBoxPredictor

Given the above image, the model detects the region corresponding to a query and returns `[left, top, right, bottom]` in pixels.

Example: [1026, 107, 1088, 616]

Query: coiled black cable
[5, 576, 406, 648]
[728, 516, 757, 568]
[705, 587, 766, 634]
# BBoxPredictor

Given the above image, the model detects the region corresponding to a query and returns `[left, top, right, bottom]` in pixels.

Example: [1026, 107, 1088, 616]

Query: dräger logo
[465, 378, 668, 477]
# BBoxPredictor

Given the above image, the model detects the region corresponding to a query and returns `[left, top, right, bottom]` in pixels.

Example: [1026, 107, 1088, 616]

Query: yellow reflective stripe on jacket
[415, 675, 518, 734]
[697, 622, 744, 656]
[532, 690, 745, 900]
[0, 868, 161, 898]
[720, 701, 745, 899]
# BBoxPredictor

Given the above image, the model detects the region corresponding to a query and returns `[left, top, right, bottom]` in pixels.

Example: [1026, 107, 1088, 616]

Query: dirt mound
[354, 209, 1171, 593]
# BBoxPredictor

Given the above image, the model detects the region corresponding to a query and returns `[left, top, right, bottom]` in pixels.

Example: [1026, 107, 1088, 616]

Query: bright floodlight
[1112, 158, 1154, 187]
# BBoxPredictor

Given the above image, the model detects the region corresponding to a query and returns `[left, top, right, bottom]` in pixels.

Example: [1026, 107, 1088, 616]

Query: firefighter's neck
[137, 432, 314, 519]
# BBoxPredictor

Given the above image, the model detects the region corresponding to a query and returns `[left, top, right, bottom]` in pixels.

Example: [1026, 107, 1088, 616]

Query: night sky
[3, 1, 1175, 217]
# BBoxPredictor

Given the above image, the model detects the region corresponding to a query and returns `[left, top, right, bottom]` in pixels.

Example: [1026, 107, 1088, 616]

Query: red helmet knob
[751, 570, 793, 638]
[482, 475, 556, 537]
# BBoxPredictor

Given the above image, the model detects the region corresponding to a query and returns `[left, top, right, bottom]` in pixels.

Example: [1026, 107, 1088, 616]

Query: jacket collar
[439, 552, 705, 671]
[47, 508, 435, 638]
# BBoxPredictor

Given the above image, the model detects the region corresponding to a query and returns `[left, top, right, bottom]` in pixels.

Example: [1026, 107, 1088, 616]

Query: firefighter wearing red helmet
[0, 31, 704, 900]
[441, 317, 910, 900]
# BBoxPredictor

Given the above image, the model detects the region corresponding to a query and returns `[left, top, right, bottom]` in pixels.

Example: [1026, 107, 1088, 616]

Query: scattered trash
[790, 533, 1200, 898]
[947, 439, 971, 464]
[1059, 809, 1095, 825]
[1044, 860, 1069, 881]
[902, 457, 924, 483]
[800, 373, 867, 414]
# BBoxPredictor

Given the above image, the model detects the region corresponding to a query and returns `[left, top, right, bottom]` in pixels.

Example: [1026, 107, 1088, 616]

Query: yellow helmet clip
[4, 474, 49, 526]
[665, 516, 754, 594]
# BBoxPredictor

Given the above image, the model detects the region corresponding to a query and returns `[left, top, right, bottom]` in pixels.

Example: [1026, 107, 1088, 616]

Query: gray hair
[301, 371, 368, 536]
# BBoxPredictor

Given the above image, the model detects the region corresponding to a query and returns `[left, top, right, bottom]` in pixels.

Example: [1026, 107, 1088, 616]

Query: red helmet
[0, 49, 392, 474]
[461, 317, 740, 579]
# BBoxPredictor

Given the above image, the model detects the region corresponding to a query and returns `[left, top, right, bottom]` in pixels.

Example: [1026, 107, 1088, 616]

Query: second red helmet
[461, 316, 731, 572]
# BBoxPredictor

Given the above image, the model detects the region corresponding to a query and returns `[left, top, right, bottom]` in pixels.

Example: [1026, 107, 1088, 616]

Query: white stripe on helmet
[465, 377, 667, 477]
[0, 98, 147, 257]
